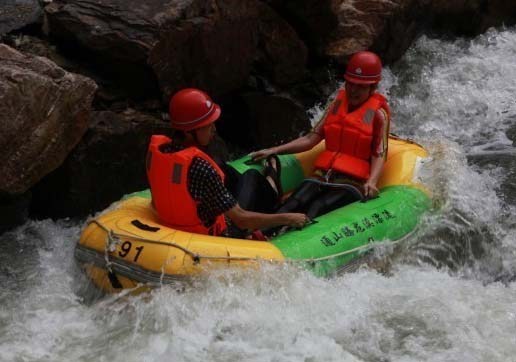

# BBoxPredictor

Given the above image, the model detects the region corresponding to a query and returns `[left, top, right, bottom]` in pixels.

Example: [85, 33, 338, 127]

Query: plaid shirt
[188, 157, 237, 227]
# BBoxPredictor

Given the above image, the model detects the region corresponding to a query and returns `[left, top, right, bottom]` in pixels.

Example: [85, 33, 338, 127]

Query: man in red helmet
[146, 88, 308, 238]
[251, 51, 390, 220]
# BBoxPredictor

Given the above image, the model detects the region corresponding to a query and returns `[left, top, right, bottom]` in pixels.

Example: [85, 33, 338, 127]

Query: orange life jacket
[314, 90, 390, 181]
[146, 135, 227, 236]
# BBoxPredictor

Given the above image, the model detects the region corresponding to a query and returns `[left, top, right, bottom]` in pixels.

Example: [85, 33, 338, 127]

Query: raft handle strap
[131, 219, 160, 232]
[301, 178, 365, 202]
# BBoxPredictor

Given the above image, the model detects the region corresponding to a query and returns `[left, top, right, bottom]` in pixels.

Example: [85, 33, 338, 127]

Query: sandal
[263, 154, 283, 200]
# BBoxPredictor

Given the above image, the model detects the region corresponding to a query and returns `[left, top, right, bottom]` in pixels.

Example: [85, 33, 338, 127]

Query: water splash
[378, 28, 516, 282]
[2, 27, 516, 362]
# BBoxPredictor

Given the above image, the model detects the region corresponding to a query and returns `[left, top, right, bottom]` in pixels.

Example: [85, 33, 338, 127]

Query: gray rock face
[44, 0, 169, 63]
[148, 0, 307, 98]
[43, 0, 174, 97]
[0, 0, 42, 36]
[322, 0, 419, 63]
[0, 44, 97, 195]
[44, 0, 307, 98]
[266, 0, 516, 64]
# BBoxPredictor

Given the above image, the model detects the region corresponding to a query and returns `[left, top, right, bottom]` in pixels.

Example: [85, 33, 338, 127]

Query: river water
[1, 28, 516, 362]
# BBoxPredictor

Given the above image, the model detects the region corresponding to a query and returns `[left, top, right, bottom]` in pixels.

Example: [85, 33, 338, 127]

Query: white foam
[2, 26, 516, 362]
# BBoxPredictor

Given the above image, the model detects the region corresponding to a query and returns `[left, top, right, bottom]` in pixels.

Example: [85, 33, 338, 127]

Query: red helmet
[344, 51, 382, 85]
[169, 88, 221, 131]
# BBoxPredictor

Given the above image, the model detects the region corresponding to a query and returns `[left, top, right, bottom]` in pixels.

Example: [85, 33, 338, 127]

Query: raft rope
[88, 219, 406, 266]
[300, 178, 365, 202]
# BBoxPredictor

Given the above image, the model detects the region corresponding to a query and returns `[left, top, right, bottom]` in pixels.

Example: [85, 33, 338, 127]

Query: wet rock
[255, 2, 307, 87]
[265, 0, 516, 66]
[3, 34, 72, 67]
[30, 109, 170, 218]
[44, 0, 166, 98]
[4, 34, 161, 111]
[44, 0, 307, 100]
[0, 44, 97, 196]
[0, 0, 42, 36]
[263, 0, 424, 64]
[323, 0, 420, 63]
[43, 0, 164, 63]
[147, 0, 258, 98]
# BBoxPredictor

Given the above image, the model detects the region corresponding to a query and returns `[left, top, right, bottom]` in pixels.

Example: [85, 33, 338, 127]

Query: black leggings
[224, 163, 360, 219]
[223, 165, 278, 213]
[222, 164, 279, 238]
[276, 179, 361, 219]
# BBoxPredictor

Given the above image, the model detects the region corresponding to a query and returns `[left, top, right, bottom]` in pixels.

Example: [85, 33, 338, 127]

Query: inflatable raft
[76, 137, 430, 293]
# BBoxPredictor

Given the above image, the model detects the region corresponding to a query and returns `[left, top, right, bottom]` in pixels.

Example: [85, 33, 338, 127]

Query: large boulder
[0, 44, 97, 196]
[3, 34, 152, 108]
[43, 0, 169, 98]
[323, 0, 421, 63]
[264, 0, 423, 63]
[30, 109, 171, 218]
[44, 0, 307, 99]
[44, 0, 204, 65]
[148, 0, 307, 99]
[0, 0, 42, 36]
[265, 0, 516, 65]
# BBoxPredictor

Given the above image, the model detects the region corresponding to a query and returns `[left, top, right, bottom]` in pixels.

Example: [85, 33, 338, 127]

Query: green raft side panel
[271, 185, 431, 277]
[228, 154, 305, 193]
[123, 189, 152, 200]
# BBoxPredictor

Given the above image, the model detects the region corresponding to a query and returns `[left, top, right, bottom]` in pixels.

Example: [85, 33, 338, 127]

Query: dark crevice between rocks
[1, 21, 44, 42]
